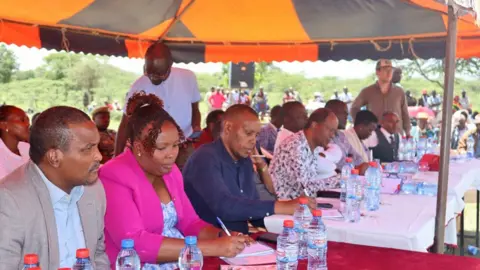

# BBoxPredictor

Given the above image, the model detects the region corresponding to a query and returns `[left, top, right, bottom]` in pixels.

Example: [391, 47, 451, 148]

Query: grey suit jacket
[0, 161, 110, 270]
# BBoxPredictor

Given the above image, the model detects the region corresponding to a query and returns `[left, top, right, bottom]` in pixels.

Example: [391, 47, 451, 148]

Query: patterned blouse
[142, 201, 185, 270]
[269, 131, 340, 199]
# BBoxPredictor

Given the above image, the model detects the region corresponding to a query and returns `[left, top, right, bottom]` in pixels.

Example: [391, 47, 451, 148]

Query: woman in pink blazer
[99, 93, 249, 269]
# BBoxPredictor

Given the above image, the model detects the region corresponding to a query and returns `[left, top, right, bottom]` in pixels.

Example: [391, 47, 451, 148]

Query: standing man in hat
[91, 106, 116, 164]
[350, 59, 411, 137]
[114, 43, 202, 170]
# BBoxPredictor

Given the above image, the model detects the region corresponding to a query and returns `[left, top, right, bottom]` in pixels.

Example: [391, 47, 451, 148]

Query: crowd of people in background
[2, 41, 480, 269]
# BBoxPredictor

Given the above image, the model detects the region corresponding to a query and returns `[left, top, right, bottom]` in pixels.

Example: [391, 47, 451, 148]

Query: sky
[8, 44, 377, 79]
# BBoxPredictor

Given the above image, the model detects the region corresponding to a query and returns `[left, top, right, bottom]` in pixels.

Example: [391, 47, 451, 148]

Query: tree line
[2, 43, 480, 120]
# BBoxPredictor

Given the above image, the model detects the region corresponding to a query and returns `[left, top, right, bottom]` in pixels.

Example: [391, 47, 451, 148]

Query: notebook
[222, 242, 276, 265]
[235, 242, 274, 258]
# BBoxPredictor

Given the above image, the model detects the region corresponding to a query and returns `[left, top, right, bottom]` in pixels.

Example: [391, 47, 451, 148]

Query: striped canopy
[1, 0, 479, 62]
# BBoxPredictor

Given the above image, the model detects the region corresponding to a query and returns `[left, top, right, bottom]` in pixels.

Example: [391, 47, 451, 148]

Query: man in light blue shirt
[36, 165, 86, 267]
[0, 106, 109, 269]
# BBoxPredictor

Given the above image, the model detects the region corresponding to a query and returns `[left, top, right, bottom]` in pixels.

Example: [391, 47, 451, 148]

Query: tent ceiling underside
[0, 0, 479, 62]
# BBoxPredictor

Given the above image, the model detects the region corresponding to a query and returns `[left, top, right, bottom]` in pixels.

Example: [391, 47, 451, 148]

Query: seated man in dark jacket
[182, 104, 315, 234]
[363, 111, 400, 162]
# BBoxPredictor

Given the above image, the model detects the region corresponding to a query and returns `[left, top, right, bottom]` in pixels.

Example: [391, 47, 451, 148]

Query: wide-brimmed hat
[91, 106, 110, 118]
[416, 112, 429, 119]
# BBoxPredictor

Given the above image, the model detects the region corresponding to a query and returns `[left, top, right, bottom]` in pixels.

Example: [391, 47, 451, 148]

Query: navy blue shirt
[183, 139, 276, 234]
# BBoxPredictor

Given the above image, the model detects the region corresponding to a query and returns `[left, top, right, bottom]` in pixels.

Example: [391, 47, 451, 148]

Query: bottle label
[277, 245, 299, 263]
[308, 235, 327, 249]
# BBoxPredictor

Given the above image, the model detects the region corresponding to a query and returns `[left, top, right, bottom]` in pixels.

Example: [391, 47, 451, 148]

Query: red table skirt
[203, 235, 480, 270]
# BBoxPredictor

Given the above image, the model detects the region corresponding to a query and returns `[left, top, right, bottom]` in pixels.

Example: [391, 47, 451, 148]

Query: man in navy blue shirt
[183, 104, 315, 234]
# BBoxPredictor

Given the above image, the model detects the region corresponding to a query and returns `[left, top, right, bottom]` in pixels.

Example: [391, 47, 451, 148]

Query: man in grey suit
[0, 106, 110, 269]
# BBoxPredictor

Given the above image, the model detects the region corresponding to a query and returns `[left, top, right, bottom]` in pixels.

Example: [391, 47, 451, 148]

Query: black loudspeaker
[229, 62, 255, 89]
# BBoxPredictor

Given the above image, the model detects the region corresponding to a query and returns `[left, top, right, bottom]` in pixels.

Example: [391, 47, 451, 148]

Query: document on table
[321, 209, 343, 220]
[222, 242, 276, 265]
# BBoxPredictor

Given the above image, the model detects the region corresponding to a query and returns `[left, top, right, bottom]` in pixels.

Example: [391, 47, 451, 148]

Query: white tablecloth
[413, 159, 480, 213]
[264, 160, 480, 252]
[264, 195, 456, 252]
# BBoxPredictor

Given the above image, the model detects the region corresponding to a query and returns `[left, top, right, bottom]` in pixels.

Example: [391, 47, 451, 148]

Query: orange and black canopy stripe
[0, 0, 479, 62]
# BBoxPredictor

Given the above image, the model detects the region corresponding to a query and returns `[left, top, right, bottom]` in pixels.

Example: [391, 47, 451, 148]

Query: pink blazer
[99, 149, 209, 265]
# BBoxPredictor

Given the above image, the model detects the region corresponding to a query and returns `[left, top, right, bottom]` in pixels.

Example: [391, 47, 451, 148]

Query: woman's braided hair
[126, 92, 184, 154]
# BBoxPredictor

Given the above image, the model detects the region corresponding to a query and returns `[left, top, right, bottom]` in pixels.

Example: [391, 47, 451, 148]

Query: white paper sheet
[235, 242, 274, 258]
[222, 242, 276, 265]
[321, 209, 343, 219]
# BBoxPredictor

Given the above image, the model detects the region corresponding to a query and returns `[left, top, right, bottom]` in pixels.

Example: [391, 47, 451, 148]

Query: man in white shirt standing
[115, 43, 202, 169]
[363, 112, 401, 163]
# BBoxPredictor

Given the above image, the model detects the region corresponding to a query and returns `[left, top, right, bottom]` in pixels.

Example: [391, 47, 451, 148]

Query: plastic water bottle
[23, 254, 39, 269]
[345, 169, 361, 223]
[178, 236, 203, 270]
[116, 239, 141, 270]
[467, 135, 475, 159]
[293, 197, 313, 259]
[365, 162, 380, 211]
[398, 137, 407, 160]
[277, 220, 299, 270]
[416, 182, 438, 196]
[307, 209, 327, 270]
[340, 157, 354, 203]
[405, 138, 415, 161]
[72, 249, 94, 270]
[416, 137, 427, 161]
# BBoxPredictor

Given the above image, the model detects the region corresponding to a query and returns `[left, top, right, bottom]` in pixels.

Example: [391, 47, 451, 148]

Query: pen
[216, 217, 231, 236]
[251, 155, 265, 158]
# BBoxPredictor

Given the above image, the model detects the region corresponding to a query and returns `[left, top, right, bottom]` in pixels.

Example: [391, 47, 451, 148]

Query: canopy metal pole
[433, 4, 457, 254]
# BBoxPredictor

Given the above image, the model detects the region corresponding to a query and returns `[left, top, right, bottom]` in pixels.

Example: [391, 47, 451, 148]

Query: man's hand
[250, 147, 267, 168]
[274, 196, 316, 215]
[356, 162, 370, 176]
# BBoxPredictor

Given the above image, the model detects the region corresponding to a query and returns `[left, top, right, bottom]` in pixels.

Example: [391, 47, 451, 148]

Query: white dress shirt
[0, 140, 30, 181]
[35, 165, 86, 268]
[363, 127, 394, 148]
[124, 67, 201, 137]
[344, 128, 370, 163]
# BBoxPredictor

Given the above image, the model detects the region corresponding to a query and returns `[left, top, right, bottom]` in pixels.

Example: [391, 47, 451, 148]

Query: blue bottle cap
[121, 239, 134, 249]
[185, 236, 197, 245]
